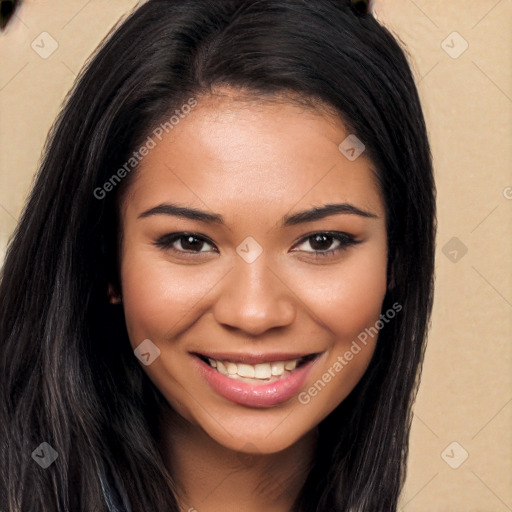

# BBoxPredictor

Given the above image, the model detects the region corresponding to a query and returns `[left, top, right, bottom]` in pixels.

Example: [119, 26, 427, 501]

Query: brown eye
[309, 234, 337, 251]
[179, 235, 207, 252]
[154, 233, 217, 254]
[293, 231, 361, 258]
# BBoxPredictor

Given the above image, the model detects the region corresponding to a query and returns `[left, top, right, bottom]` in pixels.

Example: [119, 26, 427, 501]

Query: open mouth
[195, 353, 319, 383]
[192, 351, 323, 407]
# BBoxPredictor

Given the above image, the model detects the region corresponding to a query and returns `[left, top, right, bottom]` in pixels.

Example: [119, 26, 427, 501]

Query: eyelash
[153, 231, 361, 259]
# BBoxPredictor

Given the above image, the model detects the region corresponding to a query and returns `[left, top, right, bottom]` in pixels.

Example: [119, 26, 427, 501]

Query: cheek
[294, 244, 388, 415]
[119, 246, 217, 348]
[302, 244, 388, 338]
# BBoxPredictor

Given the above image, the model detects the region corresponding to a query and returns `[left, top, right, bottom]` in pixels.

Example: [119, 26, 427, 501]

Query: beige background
[0, 1, 511, 510]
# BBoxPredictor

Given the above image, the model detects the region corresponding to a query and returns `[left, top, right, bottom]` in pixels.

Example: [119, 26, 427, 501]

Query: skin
[113, 88, 388, 511]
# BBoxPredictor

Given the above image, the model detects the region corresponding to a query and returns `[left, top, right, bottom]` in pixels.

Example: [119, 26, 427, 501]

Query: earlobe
[107, 283, 122, 304]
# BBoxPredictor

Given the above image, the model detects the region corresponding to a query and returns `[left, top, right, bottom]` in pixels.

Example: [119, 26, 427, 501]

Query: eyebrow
[138, 202, 378, 226]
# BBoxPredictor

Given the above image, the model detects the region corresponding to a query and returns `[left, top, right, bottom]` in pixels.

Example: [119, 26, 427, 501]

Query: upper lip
[192, 351, 320, 365]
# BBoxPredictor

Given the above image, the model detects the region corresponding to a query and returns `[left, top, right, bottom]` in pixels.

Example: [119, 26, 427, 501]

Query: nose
[213, 256, 297, 336]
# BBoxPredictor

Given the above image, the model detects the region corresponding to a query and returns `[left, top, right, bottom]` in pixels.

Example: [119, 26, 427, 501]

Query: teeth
[237, 363, 255, 378]
[254, 363, 272, 379]
[217, 361, 228, 375]
[205, 357, 304, 380]
[271, 361, 285, 376]
[284, 360, 297, 371]
[226, 362, 238, 375]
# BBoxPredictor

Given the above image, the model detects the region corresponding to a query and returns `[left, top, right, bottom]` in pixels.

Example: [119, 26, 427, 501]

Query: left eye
[292, 232, 360, 256]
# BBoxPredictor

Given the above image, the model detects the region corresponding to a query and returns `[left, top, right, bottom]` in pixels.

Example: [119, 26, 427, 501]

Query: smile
[193, 352, 322, 408]
[200, 354, 317, 381]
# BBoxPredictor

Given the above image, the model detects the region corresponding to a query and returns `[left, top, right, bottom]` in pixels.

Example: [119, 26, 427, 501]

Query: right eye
[154, 232, 218, 254]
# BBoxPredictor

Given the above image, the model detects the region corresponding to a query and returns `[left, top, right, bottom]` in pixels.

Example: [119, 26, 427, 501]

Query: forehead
[121, 90, 384, 220]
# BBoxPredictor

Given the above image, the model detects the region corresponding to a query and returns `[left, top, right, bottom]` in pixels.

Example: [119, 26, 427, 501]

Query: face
[116, 89, 388, 454]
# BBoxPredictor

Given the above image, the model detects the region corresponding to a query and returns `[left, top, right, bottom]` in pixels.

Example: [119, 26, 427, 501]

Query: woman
[0, 0, 436, 510]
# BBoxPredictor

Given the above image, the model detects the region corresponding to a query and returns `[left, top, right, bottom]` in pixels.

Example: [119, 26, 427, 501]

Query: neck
[158, 407, 316, 512]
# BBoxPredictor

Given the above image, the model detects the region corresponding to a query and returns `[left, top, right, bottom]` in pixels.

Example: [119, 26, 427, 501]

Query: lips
[192, 351, 321, 408]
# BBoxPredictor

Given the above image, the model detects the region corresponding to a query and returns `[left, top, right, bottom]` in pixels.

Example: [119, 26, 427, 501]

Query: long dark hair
[0, 1, 436, 510]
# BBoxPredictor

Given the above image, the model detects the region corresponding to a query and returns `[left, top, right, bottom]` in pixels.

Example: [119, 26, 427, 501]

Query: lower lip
[193, 356, 317, 408]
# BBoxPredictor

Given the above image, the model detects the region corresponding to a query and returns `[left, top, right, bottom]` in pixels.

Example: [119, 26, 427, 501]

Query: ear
[107, 283, 122, 304]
